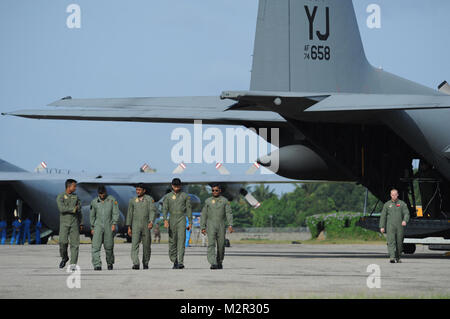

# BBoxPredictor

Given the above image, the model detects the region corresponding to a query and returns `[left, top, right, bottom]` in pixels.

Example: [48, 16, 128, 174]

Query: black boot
[59, 259, 68, 269]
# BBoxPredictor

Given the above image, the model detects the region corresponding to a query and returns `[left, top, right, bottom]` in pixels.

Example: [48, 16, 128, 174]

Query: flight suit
[90, 195, 120, 268]
[22, 218, 31, 244]
[56, 192, 83, 265]
[35, 221, 42, 245]
[0, 220, 6, 245]
[200, 196, 233, 266]
[126, 194, 156, 267]
[11, 219, 21, 245]
[185, 216, 192, 247]
[380, 199, 410, 260]
[162, 191, 192, 265]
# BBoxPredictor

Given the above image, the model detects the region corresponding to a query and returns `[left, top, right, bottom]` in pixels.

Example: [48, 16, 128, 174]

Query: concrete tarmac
[0, 243, 449, 298]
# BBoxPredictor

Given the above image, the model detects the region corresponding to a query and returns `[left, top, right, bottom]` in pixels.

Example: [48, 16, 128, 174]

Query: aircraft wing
[75, 173, 304, 185]
[0, 171, 305, 185]
[0, 172, 68, 182]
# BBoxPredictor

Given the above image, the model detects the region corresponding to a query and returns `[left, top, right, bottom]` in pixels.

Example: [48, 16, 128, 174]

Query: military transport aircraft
[3, 0, 450, 250]
[0, 158, 299, 242]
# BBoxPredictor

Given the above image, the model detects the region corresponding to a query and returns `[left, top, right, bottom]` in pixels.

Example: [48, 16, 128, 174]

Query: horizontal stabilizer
[3, 96, 287, 126]
[304, 93, 450, 112]
[3, 107, 286, 125]
[48, 96, 231, 109]
[221, 90, 328, 111]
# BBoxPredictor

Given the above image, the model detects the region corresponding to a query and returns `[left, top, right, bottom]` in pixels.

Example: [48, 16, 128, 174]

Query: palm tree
[252, 184, 277, 202]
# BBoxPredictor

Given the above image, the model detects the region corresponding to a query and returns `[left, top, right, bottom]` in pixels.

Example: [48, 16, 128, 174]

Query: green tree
[252, 184, 277, 202]
[187, 184, 211, 203]
[230, 199, 253, 228]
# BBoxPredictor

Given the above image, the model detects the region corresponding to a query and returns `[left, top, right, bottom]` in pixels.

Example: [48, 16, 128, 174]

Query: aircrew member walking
[200, 184, 233, 269]
[90, 186, 120, 270]
[10, 217, 21, 245]
[153, 223, 161, 244]
[22, 217, 31, 244]
[56, 179, 83, 270]
[35, 219, 42, 245]
[0, 220, 6, 245]
[162, 178, 192, 269]
[126, 184, 156, 270]
[380, 188, 410, 263]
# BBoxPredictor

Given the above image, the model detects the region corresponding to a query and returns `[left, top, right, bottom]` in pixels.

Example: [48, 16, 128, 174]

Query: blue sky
[0, 0, 449, 194]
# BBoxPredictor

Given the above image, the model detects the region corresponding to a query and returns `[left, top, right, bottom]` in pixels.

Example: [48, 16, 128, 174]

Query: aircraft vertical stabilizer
[250, 0, 437, 95]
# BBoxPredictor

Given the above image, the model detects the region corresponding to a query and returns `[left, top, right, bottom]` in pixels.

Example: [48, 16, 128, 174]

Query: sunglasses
[212, 189, 220, 192]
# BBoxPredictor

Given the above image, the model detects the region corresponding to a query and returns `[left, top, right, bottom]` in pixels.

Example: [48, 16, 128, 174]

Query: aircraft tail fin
[0, 159, 26, 173]
[250, 0, 436, 95]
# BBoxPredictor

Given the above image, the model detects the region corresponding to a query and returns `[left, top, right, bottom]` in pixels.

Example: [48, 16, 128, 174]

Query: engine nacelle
[257, 144, 351, 181]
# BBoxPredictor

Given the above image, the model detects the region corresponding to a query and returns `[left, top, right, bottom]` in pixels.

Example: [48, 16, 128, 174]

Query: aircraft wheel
[403, 243, 416, 254]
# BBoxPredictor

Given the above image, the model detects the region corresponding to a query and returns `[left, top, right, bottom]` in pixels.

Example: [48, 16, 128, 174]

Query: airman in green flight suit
[90, 186, 119, 271]
[201, 183, 233, 269]
[163, 178, 192, 269]
[380, 189, 410, 263]
[126, 184, 157, 270]
[56, 179, 83, 271]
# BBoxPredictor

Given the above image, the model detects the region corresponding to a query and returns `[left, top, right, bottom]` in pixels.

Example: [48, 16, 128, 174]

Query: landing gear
[403, 243, 416, 254]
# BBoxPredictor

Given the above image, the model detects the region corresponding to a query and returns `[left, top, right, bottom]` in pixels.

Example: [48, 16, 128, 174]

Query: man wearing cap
[162, 178, 192, 269]
[90, 186, 120, 271]
[56, 179, 83, 270]
[380, 188, 410, 263]
[126, 184, 157, 270]
[201, 184, 233, 269]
